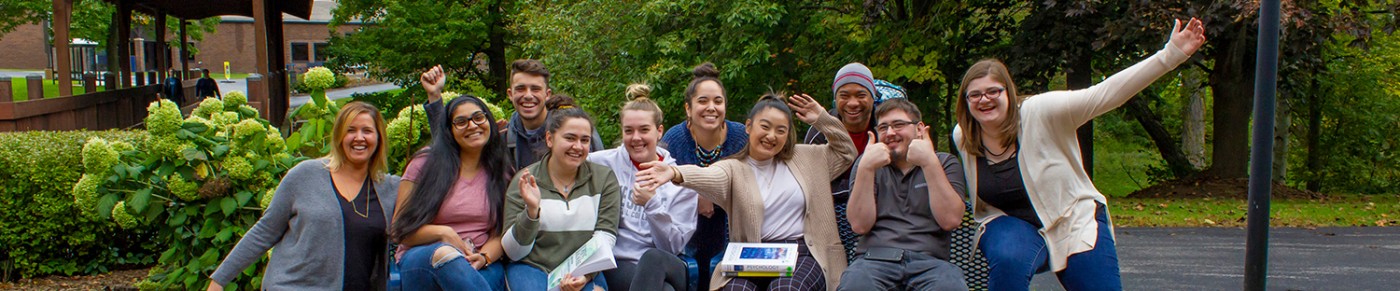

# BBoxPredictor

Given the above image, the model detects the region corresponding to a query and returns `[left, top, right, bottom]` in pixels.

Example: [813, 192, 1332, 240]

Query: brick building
[0, 0, 358, 74]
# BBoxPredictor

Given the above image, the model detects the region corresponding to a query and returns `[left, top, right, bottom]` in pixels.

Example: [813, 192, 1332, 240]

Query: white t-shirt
[749, 157, 805, 241]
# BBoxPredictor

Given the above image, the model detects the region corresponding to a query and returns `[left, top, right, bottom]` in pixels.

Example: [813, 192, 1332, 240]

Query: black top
[195, 77, 220, 98]
[334, 175, 386, 291]
[976, 151, 1042, 228]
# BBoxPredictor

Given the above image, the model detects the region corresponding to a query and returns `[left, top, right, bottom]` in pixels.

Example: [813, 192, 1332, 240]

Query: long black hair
[390, 95, 514, 242]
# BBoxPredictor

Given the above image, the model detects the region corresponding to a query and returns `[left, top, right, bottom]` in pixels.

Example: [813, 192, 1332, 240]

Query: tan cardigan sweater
[675, 112, 856, 291]
[953, 39, 1190, 272]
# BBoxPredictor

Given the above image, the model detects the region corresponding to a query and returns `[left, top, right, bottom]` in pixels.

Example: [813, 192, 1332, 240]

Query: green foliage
[286, 88, 345, 157]
[0, 130, 156, 278]
[75, 99, 305, 290]
[1295, 29, 1400, 194]
[326, 0, 517, 91]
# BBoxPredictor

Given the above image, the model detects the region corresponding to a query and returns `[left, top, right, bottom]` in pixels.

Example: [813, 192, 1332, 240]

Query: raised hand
[906, 124, 938, 168]
[859, 131, 891, 170]
[518, 169, 542, 219]
[420, 65, 446, 102]
[1171, 18, 1207, 56]
[786, 94, 828, 125]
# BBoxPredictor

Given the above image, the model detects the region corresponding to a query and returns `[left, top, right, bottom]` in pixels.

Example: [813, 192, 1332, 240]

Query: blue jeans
[978, 203, 1121, 291]
[399, 242, 506, 291]
[506, 262, 608, 291]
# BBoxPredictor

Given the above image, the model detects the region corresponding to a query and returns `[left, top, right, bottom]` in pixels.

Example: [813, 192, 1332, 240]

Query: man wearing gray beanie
[803, 62, 879, 263]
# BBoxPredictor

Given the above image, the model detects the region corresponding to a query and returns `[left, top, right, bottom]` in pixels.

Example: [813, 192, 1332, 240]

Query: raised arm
[1035, 18, 1206, 127]
[847, 135, 887, 235]
[502, 169, 544, 261]
[906, 125, 966, 231]
[788, 94, 857, 180]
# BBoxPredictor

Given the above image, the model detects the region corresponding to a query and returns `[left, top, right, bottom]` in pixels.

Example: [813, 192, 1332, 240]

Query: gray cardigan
[210, 158, 400, 290]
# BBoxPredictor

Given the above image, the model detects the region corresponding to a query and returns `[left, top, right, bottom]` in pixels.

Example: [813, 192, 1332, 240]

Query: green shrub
[0, 130, 157, 278]
[78, 99, 297, 290]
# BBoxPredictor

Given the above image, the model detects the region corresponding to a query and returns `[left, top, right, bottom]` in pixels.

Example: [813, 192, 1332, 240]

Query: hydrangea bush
[77, 97, 302, 290]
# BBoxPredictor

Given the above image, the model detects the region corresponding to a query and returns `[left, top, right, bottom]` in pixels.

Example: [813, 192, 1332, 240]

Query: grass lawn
[208, 72, 251, 81]
[1110, 195, 1399, 227]
[8, 77, 103, 101]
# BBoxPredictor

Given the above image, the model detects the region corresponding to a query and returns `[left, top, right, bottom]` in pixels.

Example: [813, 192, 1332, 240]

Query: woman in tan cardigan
[636, 93, 856, 291]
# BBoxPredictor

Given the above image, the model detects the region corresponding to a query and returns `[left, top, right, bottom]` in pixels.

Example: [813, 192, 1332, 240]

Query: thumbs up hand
[858, 131, 891, 170]
[906, 124, 938, 168]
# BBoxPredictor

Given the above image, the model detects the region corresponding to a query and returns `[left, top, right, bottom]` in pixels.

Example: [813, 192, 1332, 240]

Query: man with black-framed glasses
[838, 98, 967, 291]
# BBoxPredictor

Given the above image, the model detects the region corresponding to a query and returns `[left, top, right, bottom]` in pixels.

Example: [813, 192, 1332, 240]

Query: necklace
[695, 143, 724, 167]
[980, 143, 1011, 157]
[352, 177, 372, 218]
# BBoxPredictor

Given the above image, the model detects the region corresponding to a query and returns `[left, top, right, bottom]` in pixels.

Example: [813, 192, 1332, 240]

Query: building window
[291, 43, 309, 62]
[314, 43, 329, 62]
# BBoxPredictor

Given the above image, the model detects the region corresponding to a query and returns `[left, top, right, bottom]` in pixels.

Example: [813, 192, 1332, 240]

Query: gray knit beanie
[831, 63, 877, 106]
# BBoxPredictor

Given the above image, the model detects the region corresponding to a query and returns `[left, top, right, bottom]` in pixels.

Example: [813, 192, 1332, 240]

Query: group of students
[206, 18, 1206, 291]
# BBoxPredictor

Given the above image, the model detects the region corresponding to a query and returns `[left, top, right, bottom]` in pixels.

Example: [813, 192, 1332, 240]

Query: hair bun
[625, 83, 652, 101]
[545, 93, 577, 111]
[692, 62, 720, 79]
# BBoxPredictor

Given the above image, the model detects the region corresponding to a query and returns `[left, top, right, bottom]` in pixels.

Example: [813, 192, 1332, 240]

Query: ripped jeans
[399, 241, 507, 291]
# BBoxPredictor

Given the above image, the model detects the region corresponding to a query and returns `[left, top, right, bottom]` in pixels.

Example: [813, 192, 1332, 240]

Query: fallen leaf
[1204, 219, 1216, 225]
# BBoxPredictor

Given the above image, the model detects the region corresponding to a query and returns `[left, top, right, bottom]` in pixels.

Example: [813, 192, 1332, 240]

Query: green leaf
[170, 210, 188, 226]
[215, 227, 234, 242]
[157, 162, 176, 177]
[97, 193, 121, 219]
[130, 187, 153, 213]
[181, 148, 208, 162]
[212, 144, 230, 158]
[220, 197, 237, 216]
[235, 191, 253, 206]
[182, 121, 210, 133]
[239, 106, 258, 118]
[178, 165, 196, 181]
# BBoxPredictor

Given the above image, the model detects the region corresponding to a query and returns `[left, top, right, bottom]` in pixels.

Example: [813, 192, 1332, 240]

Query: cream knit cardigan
[954, 39, 1190, 272]
[676, 112, 856, 291]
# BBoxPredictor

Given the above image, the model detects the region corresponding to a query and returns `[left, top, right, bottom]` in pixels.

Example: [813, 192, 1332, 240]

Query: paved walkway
[1028, 227, 1400, 290]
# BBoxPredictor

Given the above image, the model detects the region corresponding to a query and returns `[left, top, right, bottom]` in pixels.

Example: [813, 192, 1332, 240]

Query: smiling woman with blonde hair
[209, 101, 402, 290]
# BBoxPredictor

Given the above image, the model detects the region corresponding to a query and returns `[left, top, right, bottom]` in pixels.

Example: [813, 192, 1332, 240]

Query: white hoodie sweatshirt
[588, 146, 698, 263]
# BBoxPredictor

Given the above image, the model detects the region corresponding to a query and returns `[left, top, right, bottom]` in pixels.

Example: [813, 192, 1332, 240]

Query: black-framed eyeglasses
[875, 120, 915, 133]
[452, 111, 490, 129]
[966, 87, 1006, 101]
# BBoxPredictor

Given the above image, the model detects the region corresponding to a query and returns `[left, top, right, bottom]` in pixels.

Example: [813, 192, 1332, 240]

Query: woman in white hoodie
[592, 84, 698, 291]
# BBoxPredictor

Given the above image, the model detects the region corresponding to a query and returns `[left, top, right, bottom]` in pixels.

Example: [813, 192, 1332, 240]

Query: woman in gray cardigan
[208, 101, 402, 290]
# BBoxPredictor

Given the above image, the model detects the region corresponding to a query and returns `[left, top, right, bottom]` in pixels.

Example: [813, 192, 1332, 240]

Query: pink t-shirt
[395, 156, 495, 259]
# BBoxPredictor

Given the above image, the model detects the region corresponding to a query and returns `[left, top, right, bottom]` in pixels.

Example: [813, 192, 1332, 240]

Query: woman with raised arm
[637, 93, 857, 291]
[388, 67, 513, 290]
[208, 102, 400, 290]
[953, 18, 1206, 290]
[503, 95, 622, 291]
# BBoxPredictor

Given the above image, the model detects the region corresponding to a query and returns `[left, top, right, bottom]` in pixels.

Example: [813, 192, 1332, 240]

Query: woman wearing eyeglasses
[387, 67, 514, 290]
[952, 19, 1206, 290]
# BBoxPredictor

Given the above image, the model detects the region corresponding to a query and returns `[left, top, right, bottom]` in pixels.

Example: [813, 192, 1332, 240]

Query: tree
[0, 0, 47, 35]
[326, 0, 518, 97]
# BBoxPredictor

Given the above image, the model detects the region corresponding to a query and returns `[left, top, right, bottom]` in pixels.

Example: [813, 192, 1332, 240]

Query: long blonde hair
[326, 101, 389, 180]
[956, 59, 1022, 157]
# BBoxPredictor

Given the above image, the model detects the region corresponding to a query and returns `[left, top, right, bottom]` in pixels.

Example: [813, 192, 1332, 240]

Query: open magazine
[547, 236, 617, 291]
[718, 243, 799, 275]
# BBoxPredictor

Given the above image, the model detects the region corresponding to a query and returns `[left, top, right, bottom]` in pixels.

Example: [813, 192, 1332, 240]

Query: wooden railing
[0, 72, 194, 132]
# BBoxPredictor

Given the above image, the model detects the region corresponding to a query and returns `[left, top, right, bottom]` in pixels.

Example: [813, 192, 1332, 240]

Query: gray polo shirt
[850, 152, 966, 260]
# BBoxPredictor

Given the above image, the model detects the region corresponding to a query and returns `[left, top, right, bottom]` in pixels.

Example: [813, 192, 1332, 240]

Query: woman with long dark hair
[389, 69, 514, 290]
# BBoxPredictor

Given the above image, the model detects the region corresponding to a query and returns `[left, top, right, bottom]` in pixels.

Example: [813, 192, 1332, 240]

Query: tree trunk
[485, 18, 508, 97]
[1272, 90, 1292, 183]
[1180, 69, 1207, 169]
[1067, 55, 1093, 178]
[1126, 93, 1198, 178]
[1205, 25, 1257, 179]
[1305, 82, 1322, 192]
